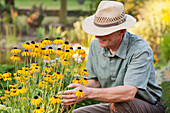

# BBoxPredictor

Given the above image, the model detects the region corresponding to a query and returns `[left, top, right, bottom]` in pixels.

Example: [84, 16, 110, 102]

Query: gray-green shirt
[86, 31, 162, 104]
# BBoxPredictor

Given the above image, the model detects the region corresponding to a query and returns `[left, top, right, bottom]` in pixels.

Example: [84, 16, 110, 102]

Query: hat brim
[82, 14, 136, 36]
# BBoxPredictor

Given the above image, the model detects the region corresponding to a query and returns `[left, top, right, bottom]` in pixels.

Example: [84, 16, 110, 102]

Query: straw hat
[82, 1, 136, 36]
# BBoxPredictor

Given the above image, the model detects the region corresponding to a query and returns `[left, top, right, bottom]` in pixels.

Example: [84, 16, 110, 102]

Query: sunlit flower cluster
[0, 38, 89, 112]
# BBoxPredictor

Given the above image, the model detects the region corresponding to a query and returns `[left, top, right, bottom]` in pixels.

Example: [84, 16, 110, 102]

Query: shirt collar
[99, 31, 129, 59]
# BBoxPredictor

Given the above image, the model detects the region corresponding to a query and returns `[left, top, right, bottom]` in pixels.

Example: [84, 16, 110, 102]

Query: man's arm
[86, 79, 101, 88]
[87, 85, 138, 102]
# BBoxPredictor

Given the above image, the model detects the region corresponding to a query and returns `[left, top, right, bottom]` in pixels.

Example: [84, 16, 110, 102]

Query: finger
[60, 95, 77, 99]
[61, 99, 77, 104]
[63, 90, 75, 95]
[67, 83, 82, 88]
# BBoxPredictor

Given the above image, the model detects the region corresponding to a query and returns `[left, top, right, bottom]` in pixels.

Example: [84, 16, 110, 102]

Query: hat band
[94, 16, 127, 27]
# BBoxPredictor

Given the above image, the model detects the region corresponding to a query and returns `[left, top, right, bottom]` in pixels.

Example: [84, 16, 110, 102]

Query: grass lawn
[0, 0, 92, 11]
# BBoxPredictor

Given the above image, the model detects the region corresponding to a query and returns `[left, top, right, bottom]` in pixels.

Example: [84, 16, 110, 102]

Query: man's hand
[58, 83, 90, 105]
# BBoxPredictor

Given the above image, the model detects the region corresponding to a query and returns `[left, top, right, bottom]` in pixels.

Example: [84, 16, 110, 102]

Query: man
[58, 1, 165, 113]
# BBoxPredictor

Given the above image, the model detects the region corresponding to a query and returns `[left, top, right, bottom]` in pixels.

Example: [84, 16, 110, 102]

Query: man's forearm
[86, 79, 101, 88]
[86, 85, 138, 103]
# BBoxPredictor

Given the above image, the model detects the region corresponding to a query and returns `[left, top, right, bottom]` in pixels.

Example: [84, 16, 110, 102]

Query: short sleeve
[85, 40, 98, 80]
[124, 48, 153, 90]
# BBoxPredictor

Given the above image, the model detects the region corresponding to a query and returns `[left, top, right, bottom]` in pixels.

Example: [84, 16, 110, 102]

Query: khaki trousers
[72, 98, 165, 113]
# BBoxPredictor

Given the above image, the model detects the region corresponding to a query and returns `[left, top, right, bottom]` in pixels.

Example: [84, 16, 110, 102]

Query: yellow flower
[18, 87, 27, 94]
[72, 78, 82, 84]
[30, 41, 36, 51]
[10, 91, 19, 96]
[43, 66, 53, 73]
[39, 81, 48, 88]
[46, 47, 56, 54]
[3, 72, 12, 78]
[40, 48, 46, 55]
[0, 73, 2, 79]
[79, 69, 89, 77]
[10, 55, 20, 61]
[75, 47, 85, 55]
[5, 90, 10, 94]
[21, 50, 30, 56]
[60, 50, 72, 60]
[9, 84, 18, 87]
[31, 96, 43, 106]
[10, 87, 17, 91]
[34, 45, 41, 52]
[42, 38, 51, 45]
[41, 54, 51, 61]
[31, 51, 40, 57]
[22, 96, 27, 100]
[11, 47, 21, 54]
[38, 41, 47, 48]
[56, 48, 64, 56]
[33, 107, 45, 113]
[69, 47, 75, 54]
[52, 72, 64, 80]
[14, 75, 22, 80]
[3, 77, 12, 81]
[53, 37, 64, 45]
[60, 59, 70, 66]
[22, 69, 30, 76]
[74, 90, 84, 98]
[31, 66, 41, 73]
[22, 42, 31, 50]
[49, 96, 61, 104]
[31, 62, 38, 67]
[61, 41, 71, 50]
[80, 78, 89, 85]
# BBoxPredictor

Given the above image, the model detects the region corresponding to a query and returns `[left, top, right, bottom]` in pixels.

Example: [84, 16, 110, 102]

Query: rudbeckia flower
[22, 42, 31, 50]
[33, 45, 41, 52]
[69, 47, 75, 54]
[10, 91, 19, 96]
[56, 48, 63, 56]
[3, 77, 12, 81]
[75, 47, 85, 55]
[53, 37, 64, 45]
[21, 50, 30, 56]
[43, 66, 53, 73]
[45, 47, 56, 54]
[38, 41, 47, 48]
[10, 55, 20, 61]
[80, 78, 89, 85]
[9, 84, 18, 87]
[49, 96, 61, 104]
[31, 51, 40, 57]
[5, 90, 10, 94]
[52, 72, 63, 80]
[14, 75, 22, 81]
[10, 87, 17, 91]
[11, 47, 21, 54]
[40, 48, 46, 54]
[72, 78, 82, 84]
[31, 66, 41, 73]
[30, 41, 36, 51]
[60, 59, 70, 66]
[18, 87, 27, 94]
[60, 50, 72, 60]
[3, 72, 12, 78]
[74, 90, 84, 98]
[42, 38, 51, 45]
[31, 96, 43, 106]
[79, 69, 89, 77]
[33, 107, 45, 113]
[61, 41, 71, 50]
[39, 81, 48, 88]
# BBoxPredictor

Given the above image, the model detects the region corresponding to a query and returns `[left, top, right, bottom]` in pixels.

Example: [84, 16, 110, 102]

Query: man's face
[95, 30, 122, 48]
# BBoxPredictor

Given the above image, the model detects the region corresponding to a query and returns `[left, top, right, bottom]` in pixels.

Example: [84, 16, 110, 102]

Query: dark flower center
[70, 47, 73, 50]
[84, 69, 87, 72]
[13, 91, 16, 93]
[18, 87, 22, 89]
[45, 38, 49, 40]
[57, 48, 61, 50]
[14, 55, 17, 57]
[78, 47, 81, 49]
[64, 59, 67, 61]
[79, 90, 82, 92]
[34, 96, 38, 99]
[66, 50, 69, 52]
[26, 42, 30, 45]
[35, 46, 38, 48]
[49, 47, 53, 49]
[36, 107, 40, 109]
[41, 48, 46, 50]
[31, 41, 35, 44]
[14, 47, 17, 49]
[57, 72, 60, 74]
[65, 41, 69, 44]
[25, 50, 28, 52]
[84, 78, 87, 80]
[76, 78, 79, 80]
[56, 37, 61, 39]
[54, 96, 58, 99]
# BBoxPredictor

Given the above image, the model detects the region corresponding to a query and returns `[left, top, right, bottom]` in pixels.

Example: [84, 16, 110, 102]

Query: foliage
[34, 27, 46, 40]
[159, 33, 170, 64]
[160, 81, 170, 113]
[67, 17, 95, 47]
[129, 0, 170, 55]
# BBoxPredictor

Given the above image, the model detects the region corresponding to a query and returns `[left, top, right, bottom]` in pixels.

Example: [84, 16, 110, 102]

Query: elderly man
[59, 1, 165, 113]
